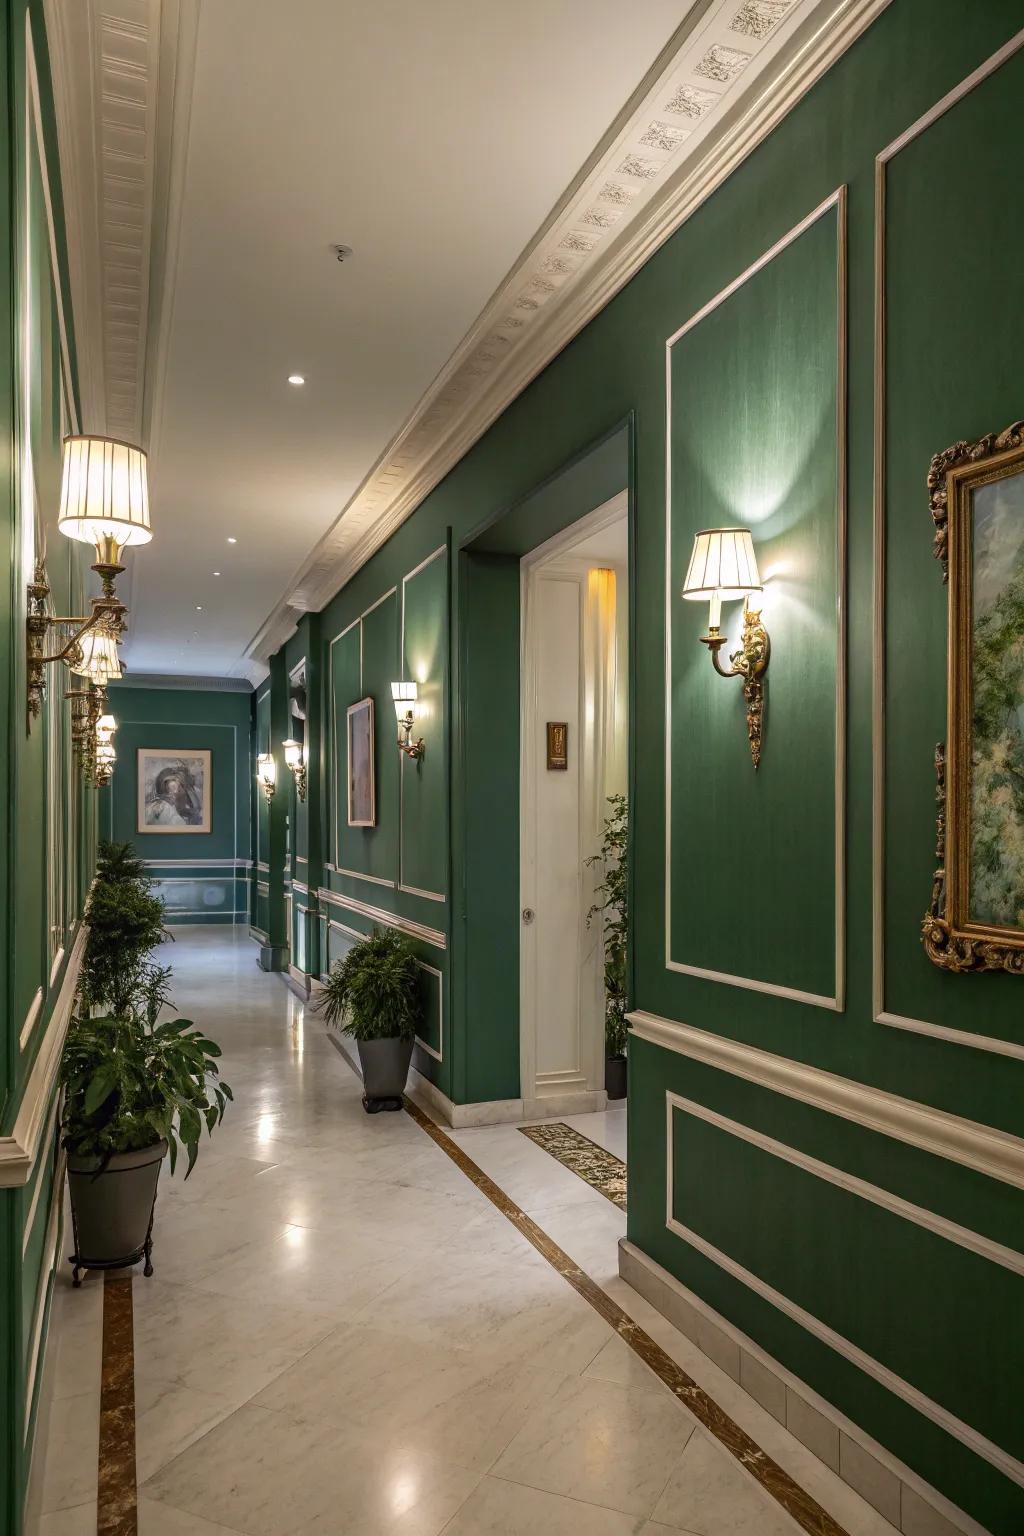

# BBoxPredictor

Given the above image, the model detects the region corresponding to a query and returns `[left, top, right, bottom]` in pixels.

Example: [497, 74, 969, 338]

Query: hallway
[30, 930, 904, 1536]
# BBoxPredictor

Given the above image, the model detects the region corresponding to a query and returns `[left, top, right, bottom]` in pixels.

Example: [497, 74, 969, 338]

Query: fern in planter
[316, 928, 422, 1041]
[586, 793, 629, 1060]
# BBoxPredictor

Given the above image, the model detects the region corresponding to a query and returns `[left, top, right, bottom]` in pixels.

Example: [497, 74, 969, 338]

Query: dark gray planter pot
[356, 1036, 413, 1110]
[67, 1140, 167, 1285]
[605, 1055, 627, 1101]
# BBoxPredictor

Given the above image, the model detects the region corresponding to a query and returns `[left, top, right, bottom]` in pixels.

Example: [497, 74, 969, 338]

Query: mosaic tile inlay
[518, 1121, 628, 1209]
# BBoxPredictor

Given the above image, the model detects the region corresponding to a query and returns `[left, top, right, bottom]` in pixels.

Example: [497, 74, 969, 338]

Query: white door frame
[519, 492, 627, 1120]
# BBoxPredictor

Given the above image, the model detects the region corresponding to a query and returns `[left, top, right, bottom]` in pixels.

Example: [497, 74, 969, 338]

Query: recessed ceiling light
[227, 536, 237, 544]
[213, 570, 221, 576]
[288, 374, 305, 386]
[195, 605, 203, 611]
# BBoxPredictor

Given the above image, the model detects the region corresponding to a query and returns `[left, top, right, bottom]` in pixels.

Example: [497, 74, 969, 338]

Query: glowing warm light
[287, 374, 305, 386]
[58, 436, 152, 560]
[391, 679, 417, 721]
[282, 738, 303, 770]
[69, 628, 122, 684]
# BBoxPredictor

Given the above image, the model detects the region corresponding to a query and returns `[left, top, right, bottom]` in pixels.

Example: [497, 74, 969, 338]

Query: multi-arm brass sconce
[27, 435, 151, 733]
[391, 681, 424, 761]
[282, 739, 307, 800]
[682, 528, 770, 769]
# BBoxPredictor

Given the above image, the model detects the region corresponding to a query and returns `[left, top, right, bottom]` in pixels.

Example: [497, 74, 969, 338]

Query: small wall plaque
[546, 721, 568, 770]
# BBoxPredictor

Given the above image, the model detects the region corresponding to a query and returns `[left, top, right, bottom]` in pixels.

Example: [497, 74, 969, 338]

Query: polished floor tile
[58, 928, 893, 1536]
[442, 1476, 648, 1535]
[651, 1431, 801, 1534]
[492, 1372, 695, 1517]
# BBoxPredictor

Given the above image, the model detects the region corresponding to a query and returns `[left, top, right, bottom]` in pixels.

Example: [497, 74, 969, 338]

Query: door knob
[521, 907, 535, 924]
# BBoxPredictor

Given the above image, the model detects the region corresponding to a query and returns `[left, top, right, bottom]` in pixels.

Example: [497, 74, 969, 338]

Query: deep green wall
[0, 4, 94, 1533]
[102, 685, 253, 926]
[262, 3, 1024, 1527]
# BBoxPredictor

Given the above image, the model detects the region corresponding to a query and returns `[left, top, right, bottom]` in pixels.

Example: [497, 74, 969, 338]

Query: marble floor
[26, 927, 903, 1536]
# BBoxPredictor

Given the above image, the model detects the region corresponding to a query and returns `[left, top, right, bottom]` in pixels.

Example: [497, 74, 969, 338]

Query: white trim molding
[399, 544, 448, 903]
[628, 1009, 1024, 1190]
[318, 887, 446, 951]
[665, 1091, 1024, 1276]
[871, 30, 1024, 1062]
[19, 988, 44, 1054]
[414, 959, 444, 1064]
[664, 188, 847, 1011]
[0, 925, 87, 1187]
[247, 0, 889, 669]
[663, 1094, 1024, 1488]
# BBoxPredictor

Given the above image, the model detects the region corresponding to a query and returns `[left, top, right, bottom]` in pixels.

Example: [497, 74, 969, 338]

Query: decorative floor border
[518, 1121, 628, 1209]
[404, 1095, 850, 1536]
[97, 1273, 137, 1536]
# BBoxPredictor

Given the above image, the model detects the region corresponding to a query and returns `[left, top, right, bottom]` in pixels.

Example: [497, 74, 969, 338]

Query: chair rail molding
[628, 1010, 1024, 1189]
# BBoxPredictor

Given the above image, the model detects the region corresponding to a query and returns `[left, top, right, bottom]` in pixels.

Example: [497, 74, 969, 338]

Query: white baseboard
[618, 1240, 990, 1536]
[522, 1089, 608, 1119]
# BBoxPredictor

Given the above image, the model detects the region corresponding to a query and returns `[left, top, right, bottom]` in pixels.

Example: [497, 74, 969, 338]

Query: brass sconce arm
[397, 712, 425, 761]
[26, 561, 127, 723]
[699, 602, 771, 769]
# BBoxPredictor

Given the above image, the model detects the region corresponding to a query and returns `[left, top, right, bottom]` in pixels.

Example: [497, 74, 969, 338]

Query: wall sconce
[282, 738, 307, 801]
[682, 527, 770, 769]
[93, 712, 117, 786]
[391, 681, 424, 760]
[66, 685, 105, 781]
[256, 752, 276, 803]
[27, 436, 151, 725]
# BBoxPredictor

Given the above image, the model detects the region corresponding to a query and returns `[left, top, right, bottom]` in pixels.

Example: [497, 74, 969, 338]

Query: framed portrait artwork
[137, 749, 212, 834]
[923, 419, 1024, 974]
[347, 697, 376, 827]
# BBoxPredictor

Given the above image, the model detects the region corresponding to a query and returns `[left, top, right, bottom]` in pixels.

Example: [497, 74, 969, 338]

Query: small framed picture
[547, 721, 568, 771]
[137, 749, 211, 833]
[347, 697, 376, 827]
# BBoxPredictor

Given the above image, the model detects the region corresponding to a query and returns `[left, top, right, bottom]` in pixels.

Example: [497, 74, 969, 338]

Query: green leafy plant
[80, 842, 168, 1017]
[60, 1010, 232, 1177]
[586, 793, 629, 1059]
[315, 927, 422, 1041]
[94, 839, 151, 885]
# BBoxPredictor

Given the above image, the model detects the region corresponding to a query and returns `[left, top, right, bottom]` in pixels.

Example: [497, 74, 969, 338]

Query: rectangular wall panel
[666, 196, 844, 1006]
[400, 547, 447, 901]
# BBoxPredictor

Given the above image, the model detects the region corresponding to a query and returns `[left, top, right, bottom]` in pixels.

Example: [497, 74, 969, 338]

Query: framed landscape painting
[923, 421, 1024, 973]
[137, 749, 212, 834]
[347, 697, 376, 827]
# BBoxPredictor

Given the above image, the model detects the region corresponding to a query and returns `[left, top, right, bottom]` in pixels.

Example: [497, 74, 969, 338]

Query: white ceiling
[45, 0, 888, 682]
[125, 0, 688, 677]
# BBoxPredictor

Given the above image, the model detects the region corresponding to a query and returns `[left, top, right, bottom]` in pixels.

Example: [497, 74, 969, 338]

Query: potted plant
[62, 839, 230, 1284]
[586, 793, 629, 1101]
[316, 927, 422, 1112]
[80, 841, 168, 1017]
[61, 966, 231, 1284]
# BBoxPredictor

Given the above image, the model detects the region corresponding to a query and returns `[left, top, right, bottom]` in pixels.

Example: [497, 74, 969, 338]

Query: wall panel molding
[664, 1093, 1024, 1488]
[871, 28, 1024, 1061]
[318, 887, 446, 951]
[628, 1009, 1024, 1189]
[0, 925, 87, 1187]
[663, 188, 846, 1010]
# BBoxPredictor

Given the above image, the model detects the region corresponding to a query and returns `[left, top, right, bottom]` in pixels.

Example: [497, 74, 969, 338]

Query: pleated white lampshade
[69, 629, 123, 684]
[681, 528, 762, 602]
[58, 436, 152, 557]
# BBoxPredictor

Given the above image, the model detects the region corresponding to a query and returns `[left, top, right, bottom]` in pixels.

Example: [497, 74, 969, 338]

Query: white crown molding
[246, 0, 890, 665]
[628, 1009, 1024, 1190]
[43, 0, 197, 448]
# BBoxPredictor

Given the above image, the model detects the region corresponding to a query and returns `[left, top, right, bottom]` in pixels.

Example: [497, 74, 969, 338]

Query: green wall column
[258, 652, 289, 971]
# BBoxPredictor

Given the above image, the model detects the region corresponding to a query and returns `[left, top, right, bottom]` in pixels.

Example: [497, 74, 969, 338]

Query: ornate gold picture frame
[923, 420, 1024, 973]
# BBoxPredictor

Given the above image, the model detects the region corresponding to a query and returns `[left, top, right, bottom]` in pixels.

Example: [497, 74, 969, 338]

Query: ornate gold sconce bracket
[26, 559, 126, 726]
[699, 602, 771, 769]
[397, 711, 425, 761]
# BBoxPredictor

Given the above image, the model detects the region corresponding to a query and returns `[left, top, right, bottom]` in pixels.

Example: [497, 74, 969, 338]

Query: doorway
[519, 491, 628, 1124]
